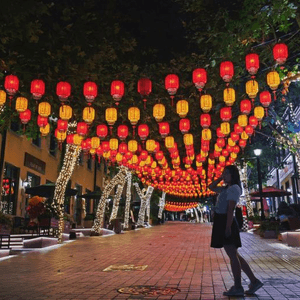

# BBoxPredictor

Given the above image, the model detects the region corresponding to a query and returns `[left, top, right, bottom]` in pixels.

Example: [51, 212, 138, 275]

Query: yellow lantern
[116, 153, 123, 163]
[55, 130, 66, 142]
[83, 106, 95, 124]
[223, 88, 236, 106]
[59, 105, 72, 120]
[214, 144, 222, 152]
[40, 123, 50, 137]
[0, 90, 6, 106]
[165, 136, 174, 149]
[238, 114, 248, 128]
[202, 129, 212, 140]
[153, 104, 165, 122]
[140, 160, 145, 167]
[73, 134, 83, 146]
[15, 97, 28, 113]
[109, 138, 118, 151]
[201, 150, 208, 157]
[254, 106, 264, 121]
[183, 133, 193, 146]
[91, 137, 100, 149]
[145, 155, 152, 165]
[231, 152, 237, 159]
[196, 161, 203, 167]
[131, 155, 138, 165]
[219, 155, 226, 163]
[172, 156, 180, 165]
[90, 148, 96, 156]
[228, 138, 236, 146]
[151, 161, 157, 169]
[220, 122, 230, 135]
[128, 140, 138, 153]
[128, 107, 140, 125]
[245, 80, 259, 99]
[200, 94, 212, 113]
[176, 100, 189, 118]
[241, 131, 249, 140]
[267, 71, 280, 90]
[38, 101, 51, 117]
[146, 139, 156, 153]
[103, 151, 110, 160]
[208, 158, 215, 165]
[105, 107, 117, 125]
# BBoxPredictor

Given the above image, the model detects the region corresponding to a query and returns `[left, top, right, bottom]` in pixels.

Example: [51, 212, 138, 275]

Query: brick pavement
[0, 222, 300, 300]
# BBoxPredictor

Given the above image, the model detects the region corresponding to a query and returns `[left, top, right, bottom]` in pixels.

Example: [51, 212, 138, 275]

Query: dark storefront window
[32, 135, 41, 147]
[49, 132, 57, 157]
[75, 184, 82, 225]
[85, 188, 91, 214]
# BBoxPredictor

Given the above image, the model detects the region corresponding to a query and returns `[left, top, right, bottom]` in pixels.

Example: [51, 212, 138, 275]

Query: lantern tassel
[110, 126, 113, 136]
[273, 90, 277, 101]
[265, 108, 268, 117]
[132, 126, 136, 138]
[170, 96, 174, 107]
[143, 98, 147, 110]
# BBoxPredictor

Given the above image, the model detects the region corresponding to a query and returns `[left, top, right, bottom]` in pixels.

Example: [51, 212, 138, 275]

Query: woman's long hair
[224, 165, 242, 190]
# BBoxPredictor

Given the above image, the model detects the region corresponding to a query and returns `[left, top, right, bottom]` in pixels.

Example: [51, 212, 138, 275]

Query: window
[87, 156, 92, 170]
[49, 132, 56, 157]
[32, 135, 41, 147]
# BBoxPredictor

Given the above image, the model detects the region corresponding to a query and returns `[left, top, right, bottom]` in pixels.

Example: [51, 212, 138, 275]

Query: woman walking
[208, 165, 263, 297]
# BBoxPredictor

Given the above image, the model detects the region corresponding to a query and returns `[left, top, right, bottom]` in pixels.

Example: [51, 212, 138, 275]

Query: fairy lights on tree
[158, 192, 166, 219]
[123, 170, 132, 230]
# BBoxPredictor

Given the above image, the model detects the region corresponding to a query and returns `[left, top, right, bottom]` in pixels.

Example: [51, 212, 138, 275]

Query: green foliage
[258, 220, 280, 235]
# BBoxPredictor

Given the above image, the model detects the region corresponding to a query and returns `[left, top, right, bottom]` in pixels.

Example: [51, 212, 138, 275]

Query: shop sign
[24, 152, 46, 174]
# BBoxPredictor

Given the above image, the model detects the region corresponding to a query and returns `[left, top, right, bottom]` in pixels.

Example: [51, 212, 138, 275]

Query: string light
[134, 183, 154, 227]
[92, 166, 127, 234]
[123, 170, 132, 230]
[158, 192, 166, 219]
[109, 183, 126, 222]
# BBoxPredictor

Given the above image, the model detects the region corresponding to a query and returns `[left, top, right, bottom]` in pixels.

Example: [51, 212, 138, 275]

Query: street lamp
[254, 149, 265, 221]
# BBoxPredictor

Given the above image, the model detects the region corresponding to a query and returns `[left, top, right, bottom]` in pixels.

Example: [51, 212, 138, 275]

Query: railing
[0, 234, 11, 249]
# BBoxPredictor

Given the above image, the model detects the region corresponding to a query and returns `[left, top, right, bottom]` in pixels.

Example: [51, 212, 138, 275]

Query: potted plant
[258, 220, 280, 238]
[0, 212, 12, 234]
[83, 213, 94, 228]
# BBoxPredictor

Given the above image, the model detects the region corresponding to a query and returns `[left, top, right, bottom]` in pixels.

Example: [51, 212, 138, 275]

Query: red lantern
[117, 125, 129, 141]
[67, 134, 74, 144]
[192, 68, 207, 91]
[56, 81, 71, 102]
[111, 80, 124, 104]
[165, 74, 179, 106]
[138, 124, 149, 140]
[96, 124, 108, 139]
[37, 115, 48, 128]
[245, 125, 254, 136]
[179, 118, 190, 134]
[19, 109, 31, 124]
[234, 123, 243, 135]
[119, 142, 128, 155]
[220, 107, 232, 121]
[155, 151, 164, 161]
[216, 127, 225, 138]
[249, 116, 258, 128]
[239, 139, 247, 149]
[273, 43, 288, 65]
[4, 75, 19, 96]
[240, 99, 252, 115]
[200, 114, 211, 128]
[245, 53, 259, 75]
[77, 122, 88, 136]
[259, 91, 272, 107]
[159, 122, 170, 138]
[102, 141, 110, 153]
[220, 61, 234, 82]
[233, 145, 240, 154]
[138, 78, 152, 109]
[216, 138, 225, 148]
[154, 141, 160, 153]
[140, 150, 148, 161]
[31, 79, 45, 100]
[222, 149, 229, 157]
[83, 81, 98, 104]
[57, 119, 68, 132]
[230, 132, 239, 142]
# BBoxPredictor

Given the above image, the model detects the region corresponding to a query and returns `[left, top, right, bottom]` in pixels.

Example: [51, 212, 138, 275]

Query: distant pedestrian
[208, 165, 263, 297]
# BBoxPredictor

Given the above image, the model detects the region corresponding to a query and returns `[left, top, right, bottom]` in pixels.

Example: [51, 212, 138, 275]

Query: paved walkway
[1, 222, 300, 300]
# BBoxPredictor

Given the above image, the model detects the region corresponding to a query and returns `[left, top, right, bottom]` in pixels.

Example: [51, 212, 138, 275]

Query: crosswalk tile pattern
[0, 222, 300, 299]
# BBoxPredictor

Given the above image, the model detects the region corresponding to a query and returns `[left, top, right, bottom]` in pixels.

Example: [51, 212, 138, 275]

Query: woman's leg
[224, 244, 242, 288]
[237, 252, 257, 283]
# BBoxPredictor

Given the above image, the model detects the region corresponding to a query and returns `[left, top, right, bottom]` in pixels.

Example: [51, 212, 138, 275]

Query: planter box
[262, 230, 277, 239]
[83, 220, 94, 228]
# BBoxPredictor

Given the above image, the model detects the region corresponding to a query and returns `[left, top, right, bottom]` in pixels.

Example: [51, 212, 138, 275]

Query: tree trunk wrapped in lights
[53, 143, 81, 243]
[109, 183, 126, 223]
[158, 192, 166, 219]
[239, 164, 254, 217]
[134, 183, 154, 227]
[123, 170, 132, 230]
[92, 166, 127, 234]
